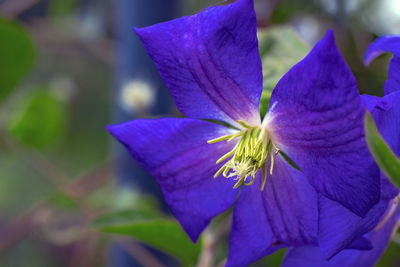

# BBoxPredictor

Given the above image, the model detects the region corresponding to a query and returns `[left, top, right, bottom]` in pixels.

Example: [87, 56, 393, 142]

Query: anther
[208, 121, 278, 191]
[270, 151, 275, 175]
[216, 150, 234, 164]
[237, 120, 252, 128]
[261, 165, 267, 191]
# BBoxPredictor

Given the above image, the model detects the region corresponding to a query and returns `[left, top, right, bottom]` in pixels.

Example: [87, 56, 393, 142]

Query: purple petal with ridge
[267, 30, 380, 217]
[361, 95, 385, 112]
[107, 118, 239, 242]
[226, 156, 318, 267]
[313, 86, 400, 260]
[318, 175, 397, 259]
[371, 91, 400, 158]
[135, 0, 262, 126]
[282, 205, 400, 267]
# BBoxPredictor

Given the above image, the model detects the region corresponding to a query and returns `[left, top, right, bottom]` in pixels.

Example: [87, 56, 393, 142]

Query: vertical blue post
[111, 0, 179, 266]
[114, 0, 179, 195]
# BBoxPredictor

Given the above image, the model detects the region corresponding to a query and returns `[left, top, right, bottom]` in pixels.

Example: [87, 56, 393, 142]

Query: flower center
[208, 120, 279, 190]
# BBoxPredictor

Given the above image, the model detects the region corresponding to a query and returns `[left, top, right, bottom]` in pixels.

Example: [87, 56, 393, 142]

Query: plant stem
[197, 213, 232, 267]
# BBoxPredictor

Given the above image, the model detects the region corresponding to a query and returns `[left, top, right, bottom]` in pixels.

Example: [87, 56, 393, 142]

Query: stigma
[207, 120, 279, 191]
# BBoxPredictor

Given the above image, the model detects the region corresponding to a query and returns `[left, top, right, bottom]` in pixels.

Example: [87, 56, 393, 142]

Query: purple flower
[107, 0, 380, 265]
[281, 36, 400, 267]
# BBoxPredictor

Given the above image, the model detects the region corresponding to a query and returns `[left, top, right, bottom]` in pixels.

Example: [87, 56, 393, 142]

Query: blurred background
[0, 0, 399, 266]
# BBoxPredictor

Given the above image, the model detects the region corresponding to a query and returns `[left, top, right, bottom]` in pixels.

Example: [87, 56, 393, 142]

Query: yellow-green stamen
[208, 122, 279, 191]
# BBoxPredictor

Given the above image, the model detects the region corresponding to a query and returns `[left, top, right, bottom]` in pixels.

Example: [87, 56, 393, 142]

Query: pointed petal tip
[173, 216, 204, 243]
[106, 122, 125, 136]
[133, 26, 147, 40]
[237, 0, 254, 9]
[133, 26, 147, 35]
[106, 123, 130, 148]
[106, 124, 118, 136]
[187, 230, 201, 244]
[319, 29, 336, 49]
[176, 220, 202, 244]
[171, 211, 210, 244]
[106, 122, 135, 143]
[325, 29, 335, 39]
[303, 29, 339, 60]
[133, 26, 140, 33]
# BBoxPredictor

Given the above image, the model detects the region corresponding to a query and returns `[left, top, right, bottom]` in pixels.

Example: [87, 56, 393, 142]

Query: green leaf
[7, 89, 67, 148]
[250, 248, 287, 266]
[258, 26, 310, 118]
[0, 18, 35, 101]
[48, 0, 78, 16]
[364, 112, 400, 188]
[92, 213, 201, 266]
[48, 193, 78, 210]
[90, 210, 161, 228]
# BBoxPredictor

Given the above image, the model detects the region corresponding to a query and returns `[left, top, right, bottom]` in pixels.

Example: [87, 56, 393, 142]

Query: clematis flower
[281, 35, 400, 267]
[107, 0, 381, 265]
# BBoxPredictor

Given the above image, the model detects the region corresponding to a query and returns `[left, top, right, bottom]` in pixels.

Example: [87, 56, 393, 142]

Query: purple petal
[355, 205, 400, 265]
[282, 246, 359, 267]
[135, 0, 262, 126]
[226, 156, 318, 267]
[385, 57, 400, 95]
[361, 95, 385, 112]
[371, 91, 400, 157]
[267, 30, 380, 216]
[362, 94, 393, 113]
[318, 175, 397, 259]
[346, 237, 373, 250]
[364, 36, 400, 95]
[283, 205, 400, 267]
[107, 118, 239, 242]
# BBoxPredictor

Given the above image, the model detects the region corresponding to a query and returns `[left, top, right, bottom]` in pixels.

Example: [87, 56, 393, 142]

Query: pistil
[208, 121, 279, 191]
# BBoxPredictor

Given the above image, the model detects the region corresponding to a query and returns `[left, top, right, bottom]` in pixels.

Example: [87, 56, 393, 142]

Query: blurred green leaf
[48, 193, 78, 210]
[258, 26, 309, 118]
[376, 239, 400, 267]
[92, 213, 201, 266]
[0, 18, 35, 101]
[265, 248, 287, 266]
[250, 248, 287, 266]
[48, 0, 78, 16]
[90, 210, 161, 228]
[365, 112, 400, 188]
[7, 89, 67, 148]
